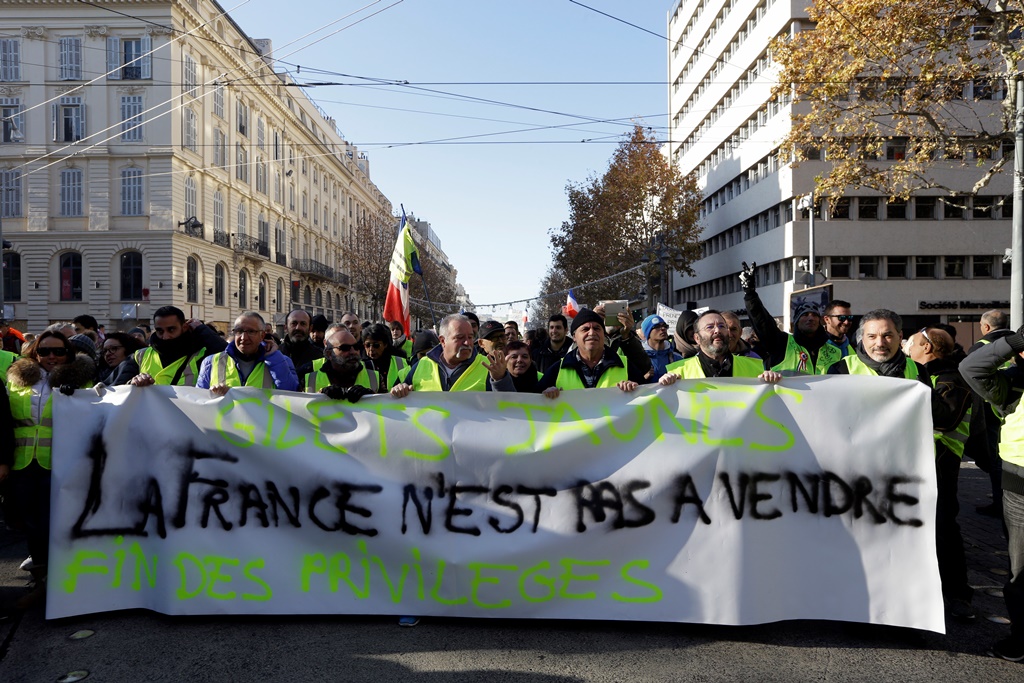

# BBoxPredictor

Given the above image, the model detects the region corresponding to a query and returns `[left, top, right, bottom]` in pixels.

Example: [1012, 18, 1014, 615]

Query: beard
[328, 355, 363, 382]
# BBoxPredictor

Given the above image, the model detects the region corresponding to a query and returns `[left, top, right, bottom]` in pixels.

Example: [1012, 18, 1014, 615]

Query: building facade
[665, 0, 1011, 340]
[0, 0, 392, 334]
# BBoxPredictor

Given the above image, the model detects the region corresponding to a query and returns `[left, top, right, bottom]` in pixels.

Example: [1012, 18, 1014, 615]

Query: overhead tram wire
[410, 263, 647, 313]
[14, 0, 407, 177]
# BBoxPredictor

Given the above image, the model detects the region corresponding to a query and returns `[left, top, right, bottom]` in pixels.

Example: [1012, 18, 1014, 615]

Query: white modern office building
[0, 0, 394, 333]
[666, 0, 1011, 339]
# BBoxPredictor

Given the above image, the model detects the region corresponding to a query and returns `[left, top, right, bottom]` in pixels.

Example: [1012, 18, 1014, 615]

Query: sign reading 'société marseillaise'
[48, 377, 944, 632]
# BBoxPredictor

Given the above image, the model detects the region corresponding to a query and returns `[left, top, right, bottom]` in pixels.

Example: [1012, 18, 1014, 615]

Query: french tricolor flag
[563, 289, 580, 318]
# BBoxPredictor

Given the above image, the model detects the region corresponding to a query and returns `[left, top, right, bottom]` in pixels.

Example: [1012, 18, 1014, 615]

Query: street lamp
[798, 191, 816, 288]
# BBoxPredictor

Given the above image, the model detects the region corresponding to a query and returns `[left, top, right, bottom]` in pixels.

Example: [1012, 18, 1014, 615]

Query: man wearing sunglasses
[304, 324, 379, 401]
[822, 300, 855, 359]
[197, 312, 298, 394]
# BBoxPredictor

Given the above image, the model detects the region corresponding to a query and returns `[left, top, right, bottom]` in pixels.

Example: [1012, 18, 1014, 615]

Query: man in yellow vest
[657, 310, 779, 385]
[390, 314, 514, 397]
[538, 308, 646, 399]
[906, 326, 977, 622]
[825, 309, 928, 381]
[960, 325, 1024, 661]
[739, 261, 845, 374]
[305, 324, 379, 401]
[197, 312, 298, 395]
[113, 305, 226, 387]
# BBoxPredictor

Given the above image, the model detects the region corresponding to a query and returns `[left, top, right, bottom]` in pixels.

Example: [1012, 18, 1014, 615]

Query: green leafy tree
[548, 124, 703, 306]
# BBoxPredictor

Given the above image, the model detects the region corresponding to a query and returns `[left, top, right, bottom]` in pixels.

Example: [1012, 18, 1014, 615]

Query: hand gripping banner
[48, 376, 944, 632]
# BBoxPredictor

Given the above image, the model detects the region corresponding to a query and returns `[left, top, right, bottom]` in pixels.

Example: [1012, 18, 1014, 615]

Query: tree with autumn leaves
[772, 0, 1024, 201]
[543, 124, 703, 313]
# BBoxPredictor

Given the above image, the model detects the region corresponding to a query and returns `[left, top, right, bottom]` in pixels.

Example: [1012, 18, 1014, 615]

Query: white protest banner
[48, 377, 943, 632]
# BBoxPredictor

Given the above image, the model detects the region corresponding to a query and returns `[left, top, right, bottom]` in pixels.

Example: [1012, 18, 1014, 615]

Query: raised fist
[739, 261, 757, 292]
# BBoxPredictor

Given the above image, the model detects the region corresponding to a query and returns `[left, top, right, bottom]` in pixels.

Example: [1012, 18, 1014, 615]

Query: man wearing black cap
[309, 314, 330, 349]
[538, 309, 648, 398]
[478, 320, 507, 357]
[739, 261, 838, 374]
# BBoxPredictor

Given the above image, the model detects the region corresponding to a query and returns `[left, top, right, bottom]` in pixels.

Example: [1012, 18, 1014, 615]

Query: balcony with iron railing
[293, 258, 335, 280]
[213, 229, 230, 248]
[234, 234, 270, 259]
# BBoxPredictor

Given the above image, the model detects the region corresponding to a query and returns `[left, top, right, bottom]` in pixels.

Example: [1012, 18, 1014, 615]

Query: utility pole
[799, 191, 816, 288]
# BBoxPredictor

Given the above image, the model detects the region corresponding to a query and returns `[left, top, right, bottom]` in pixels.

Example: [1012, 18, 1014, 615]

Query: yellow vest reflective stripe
[304, 357, 377, 393]
[666, 354, 764, 379]
[555, 358, 629, 390]
[9, 384, 53, 470]
[770, 336, 847, 375]
[929, 375, 971, 459]
[0, 350, 16, 386]
[133, 346, 205, 386]
[387, 356, 408, 390]
[411, 354, 489, 392]
[842, 354, 919, 380]
[999, 399, 1024, 468]
[208, 352, 274, 389]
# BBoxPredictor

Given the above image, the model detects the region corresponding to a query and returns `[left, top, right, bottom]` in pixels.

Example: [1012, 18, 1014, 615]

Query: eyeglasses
[103, 345, 124, 354]
[829, 315, 853, 322]
[232, 328, 264, 337]
[326, 343, 359, 354]
[364, 341, 385, 349]
[918, 327, 934, 345]
[37, 347, 69, 357]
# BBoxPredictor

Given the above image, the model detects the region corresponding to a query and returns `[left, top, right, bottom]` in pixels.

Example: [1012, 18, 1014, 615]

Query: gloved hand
[59, 384, 76, 396]
[344, 385, 373, 403]
[320, 385, 348, 401]
[739, 261, 757, 292]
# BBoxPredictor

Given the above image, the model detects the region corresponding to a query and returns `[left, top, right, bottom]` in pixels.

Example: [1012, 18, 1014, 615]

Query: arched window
[238, 270, 248, 308]
[215, 263, 225, 306]
[186, 256, 199, 302]
[119, 251, 143, 301]
[58, 251, 84, 301]
[258, 276, 267, 311]
[315, 288, 322, 308]
[276, 279, 283, 313]
[303, 285, 311, 305]
[3, 251, 21, 301]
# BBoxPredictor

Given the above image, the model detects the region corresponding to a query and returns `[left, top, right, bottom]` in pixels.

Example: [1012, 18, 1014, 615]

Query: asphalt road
[0, 463, 1020, 683]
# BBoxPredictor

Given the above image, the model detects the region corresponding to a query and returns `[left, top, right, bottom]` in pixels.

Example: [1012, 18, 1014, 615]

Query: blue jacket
[643, 340, 682, 381]
[197, 341, 298, 391]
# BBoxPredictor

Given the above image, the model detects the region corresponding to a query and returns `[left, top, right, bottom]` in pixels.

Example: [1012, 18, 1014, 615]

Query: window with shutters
[120, 168, 143, 215]
[53, 97, 85, 142]
[236, 143, 248, 182]
[184, 176, 197, 219]
[213, 191, 224, 233]
[183, 108, 197, 151]
[236, 100, 249, 137]
[182, 54, 198, 97]
[0, 169, 22, 217]
[257, 117, 265, 150]
[107, 36, 151, 80]
[237, 202, 247, 237]
[120, 96, 143, 141]
[212, 84, 224, 119]
[213, 128, 226, 167]
[60, 168, 83, 216]
[0, 98, 23, 142]
[58, 37, 82, 80]
[255, 157, 267, 194]
[0, 39, 20, 82]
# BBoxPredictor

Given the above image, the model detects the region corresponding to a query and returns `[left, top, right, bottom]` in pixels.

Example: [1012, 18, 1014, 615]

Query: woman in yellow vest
[362, 323, 409, 391]
[6, 331, 95, 600]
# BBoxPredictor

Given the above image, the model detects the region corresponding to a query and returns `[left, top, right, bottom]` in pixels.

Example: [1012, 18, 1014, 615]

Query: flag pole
[419, 270, 438, 331]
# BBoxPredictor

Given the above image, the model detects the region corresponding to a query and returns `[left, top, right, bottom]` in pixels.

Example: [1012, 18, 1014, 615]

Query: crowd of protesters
[0, 260, 1022, 662]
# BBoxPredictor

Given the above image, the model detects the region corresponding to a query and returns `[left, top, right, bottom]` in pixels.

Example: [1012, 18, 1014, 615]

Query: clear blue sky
[231, 0, 671, 317]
